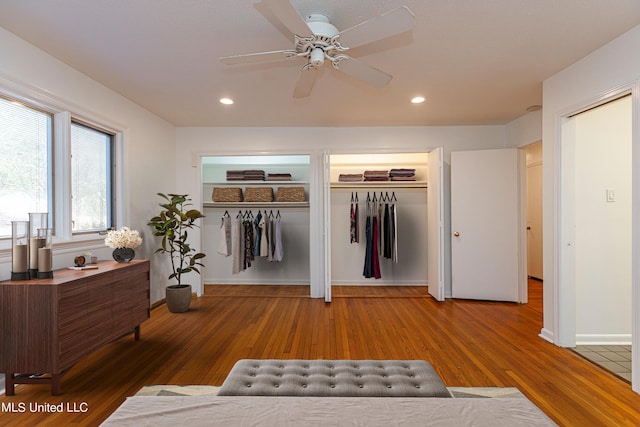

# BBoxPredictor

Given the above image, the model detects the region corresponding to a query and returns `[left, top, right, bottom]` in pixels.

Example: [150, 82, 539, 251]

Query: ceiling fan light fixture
[309, 47, 325, 67]
[219, 97, 234, 105]
[411, 96, 425, 104]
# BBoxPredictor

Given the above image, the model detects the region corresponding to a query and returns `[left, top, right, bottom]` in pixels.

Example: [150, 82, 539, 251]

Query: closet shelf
[205, 180, 309, 186]
[331, 181, 427, 189]
[203, 202, 310, 209]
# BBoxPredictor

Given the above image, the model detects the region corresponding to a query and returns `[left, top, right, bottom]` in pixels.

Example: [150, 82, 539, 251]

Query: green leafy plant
[148, 193, 206, 286]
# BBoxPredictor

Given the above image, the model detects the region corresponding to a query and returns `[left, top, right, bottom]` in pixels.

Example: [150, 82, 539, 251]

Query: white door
[526, 161, 543, 280]
[427, 147, 445, 301]
[451, 148, 526, 302]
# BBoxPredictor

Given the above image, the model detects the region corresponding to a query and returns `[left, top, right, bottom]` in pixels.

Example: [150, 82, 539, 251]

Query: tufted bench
[218, 359, 452, 398]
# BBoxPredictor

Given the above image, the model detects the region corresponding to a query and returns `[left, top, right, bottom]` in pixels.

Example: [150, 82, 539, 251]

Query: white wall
[0, 27, 177, 304]
[175, 126, 508, 297]
[506, 109, 542, 148]
[571, 96, 632, 343]
[542, 24, 640, 390]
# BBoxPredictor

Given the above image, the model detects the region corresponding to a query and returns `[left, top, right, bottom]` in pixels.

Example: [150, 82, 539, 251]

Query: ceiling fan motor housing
[305, 14, 338, 38]
[295, 14, 344, 67]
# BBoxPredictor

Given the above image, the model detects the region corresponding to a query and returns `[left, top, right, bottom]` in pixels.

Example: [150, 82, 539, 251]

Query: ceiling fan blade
[334, 56, 392, 88]
[220, 50, 297, 65]
[262, 0, 312, 37]
[338, 6, 415, 49]
[293, 64, 318, 98]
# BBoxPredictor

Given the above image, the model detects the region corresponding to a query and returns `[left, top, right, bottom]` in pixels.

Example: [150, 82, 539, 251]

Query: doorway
[523, 142, 543, 281]
[560, 94, 632, 377]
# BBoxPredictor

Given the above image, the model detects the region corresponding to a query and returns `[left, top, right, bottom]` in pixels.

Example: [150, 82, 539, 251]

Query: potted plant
[148, 193, 206, 313]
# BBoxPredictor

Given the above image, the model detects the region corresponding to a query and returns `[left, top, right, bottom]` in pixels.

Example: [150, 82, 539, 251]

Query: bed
[101, 360, 556, 426]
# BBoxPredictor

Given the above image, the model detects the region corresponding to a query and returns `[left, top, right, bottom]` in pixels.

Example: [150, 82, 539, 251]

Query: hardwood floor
[1, 280, 639, 426]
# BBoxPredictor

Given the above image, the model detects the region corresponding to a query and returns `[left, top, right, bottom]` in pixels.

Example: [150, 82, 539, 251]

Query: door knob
[453, 232, 460, 237]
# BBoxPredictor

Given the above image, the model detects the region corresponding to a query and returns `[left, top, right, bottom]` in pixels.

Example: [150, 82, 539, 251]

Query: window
[70, 121, 114, 233]
[0, 92, 119, 241]
[0, 96, 53, 238]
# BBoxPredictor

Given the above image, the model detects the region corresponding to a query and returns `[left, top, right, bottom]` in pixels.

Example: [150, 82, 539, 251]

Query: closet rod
[330, 183, 427, 189]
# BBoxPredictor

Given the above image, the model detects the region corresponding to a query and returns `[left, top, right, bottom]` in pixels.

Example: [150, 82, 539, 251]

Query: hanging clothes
[267, 211, 274, 261]
[260, 211, 269, 257]
[362, 201, 372, 278]
[217, 212, 231, 256]
[350, 192, 359, 243]
[253, 211, 262, 257]
[362, 193, 381, 279]
[383, 196, 392, 259]
[272, 212, 283, 262]
[243, 212, 254, 269]
[391, 200, 398, 263]
[391, 192, 398, 263]
[232, 213, 243, 274]
[372, 209, 381, 279]
[377, 193, 384, 256]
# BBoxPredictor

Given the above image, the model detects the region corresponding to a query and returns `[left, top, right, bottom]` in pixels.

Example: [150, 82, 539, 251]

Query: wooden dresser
[0, 260, 150, 395]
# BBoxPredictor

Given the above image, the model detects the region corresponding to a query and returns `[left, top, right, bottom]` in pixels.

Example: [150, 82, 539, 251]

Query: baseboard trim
[576, 334, 632, 346]
[539, 328, 554, 344]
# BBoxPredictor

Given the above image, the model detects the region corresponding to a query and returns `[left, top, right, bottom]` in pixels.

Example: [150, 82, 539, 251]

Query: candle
[12, 244, 28, 273]
[38, 247, 52, 273]
[30, 237, 46, 269]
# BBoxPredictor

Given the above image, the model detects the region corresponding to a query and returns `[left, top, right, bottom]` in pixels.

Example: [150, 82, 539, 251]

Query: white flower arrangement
[104, 227, 143, 249]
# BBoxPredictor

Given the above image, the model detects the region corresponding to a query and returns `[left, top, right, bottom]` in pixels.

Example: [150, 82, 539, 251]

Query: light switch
[606, 189, 615, 202]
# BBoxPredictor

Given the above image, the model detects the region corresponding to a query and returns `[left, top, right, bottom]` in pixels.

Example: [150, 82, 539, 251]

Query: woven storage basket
[212, 187, 243, 202]
[276, 186, 305, 202]
[244, 187, 273, 202]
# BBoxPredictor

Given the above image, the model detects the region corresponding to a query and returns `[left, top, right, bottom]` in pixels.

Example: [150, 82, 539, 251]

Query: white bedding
[101, 396, 557, 426]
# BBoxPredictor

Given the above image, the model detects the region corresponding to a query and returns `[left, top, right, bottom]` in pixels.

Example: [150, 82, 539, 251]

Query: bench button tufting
[330, 384, 335, 388]
[302, 384, 308, 388]
[358, 384, 364, 388]
[386, 385, 392, 388]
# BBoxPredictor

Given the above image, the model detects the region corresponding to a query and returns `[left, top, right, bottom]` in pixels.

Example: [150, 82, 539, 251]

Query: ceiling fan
[219, 0, 415, 98]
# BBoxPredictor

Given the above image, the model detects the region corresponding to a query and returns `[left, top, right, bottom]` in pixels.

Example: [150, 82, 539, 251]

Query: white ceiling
[0, 0, 639, 127]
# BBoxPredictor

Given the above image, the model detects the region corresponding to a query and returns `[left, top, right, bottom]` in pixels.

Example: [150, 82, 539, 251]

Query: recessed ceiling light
[219, 98, 234, 105]
[411, 96, 425, 104]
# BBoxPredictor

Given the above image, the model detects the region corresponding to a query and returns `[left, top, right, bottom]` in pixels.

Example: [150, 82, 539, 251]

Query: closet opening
[328, 152, 432, 294]
[200, 154, 312, 296]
